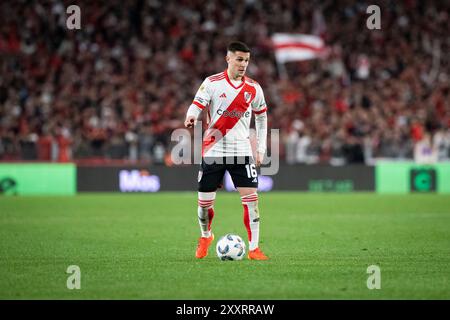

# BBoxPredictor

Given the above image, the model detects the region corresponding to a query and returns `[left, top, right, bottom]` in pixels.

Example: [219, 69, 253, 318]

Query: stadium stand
[0, 0, 449, 164]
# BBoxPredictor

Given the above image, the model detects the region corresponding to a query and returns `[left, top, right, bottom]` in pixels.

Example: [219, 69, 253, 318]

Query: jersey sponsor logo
[217, 109, 250, 118]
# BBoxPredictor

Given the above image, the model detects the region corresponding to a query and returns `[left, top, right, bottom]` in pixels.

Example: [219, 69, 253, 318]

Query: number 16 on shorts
[245, 164, 257, 181]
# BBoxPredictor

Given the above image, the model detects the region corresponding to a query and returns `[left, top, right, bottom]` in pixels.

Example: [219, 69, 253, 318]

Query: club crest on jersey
[244, 92, 252, 103]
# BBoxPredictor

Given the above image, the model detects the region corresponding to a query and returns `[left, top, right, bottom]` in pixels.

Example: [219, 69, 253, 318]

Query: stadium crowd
[0, 0, 449, 164]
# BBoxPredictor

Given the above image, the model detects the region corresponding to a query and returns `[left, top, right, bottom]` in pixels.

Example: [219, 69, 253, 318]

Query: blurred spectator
[433, 127, 450, 161]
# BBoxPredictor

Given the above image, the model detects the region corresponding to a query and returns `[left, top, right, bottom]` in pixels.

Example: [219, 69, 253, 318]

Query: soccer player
[184, 41, 269, 260]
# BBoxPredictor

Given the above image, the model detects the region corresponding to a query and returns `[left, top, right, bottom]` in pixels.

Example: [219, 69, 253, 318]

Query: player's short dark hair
[227, 41, 250, 53]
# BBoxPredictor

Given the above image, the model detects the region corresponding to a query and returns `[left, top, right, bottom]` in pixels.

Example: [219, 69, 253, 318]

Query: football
[216, 234, 246, 261]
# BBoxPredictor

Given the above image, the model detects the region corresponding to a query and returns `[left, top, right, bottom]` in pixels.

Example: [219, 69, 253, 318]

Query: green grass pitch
[1, 192, 449, 299]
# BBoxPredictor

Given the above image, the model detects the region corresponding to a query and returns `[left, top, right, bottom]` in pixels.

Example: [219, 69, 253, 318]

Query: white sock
[198, 192, 216, 238]
[241, 193, 260, 251]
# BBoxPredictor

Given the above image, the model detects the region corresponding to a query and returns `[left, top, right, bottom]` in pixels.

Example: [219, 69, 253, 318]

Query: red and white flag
[272, 33, 326, 64]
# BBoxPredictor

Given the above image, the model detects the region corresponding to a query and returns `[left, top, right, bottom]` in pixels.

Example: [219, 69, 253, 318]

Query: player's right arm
[185, 79, 212, 128]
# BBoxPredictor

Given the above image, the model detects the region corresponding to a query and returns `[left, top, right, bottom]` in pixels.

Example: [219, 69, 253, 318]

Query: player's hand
[256, 152, 264, 167]
[184, 116, 197, 128]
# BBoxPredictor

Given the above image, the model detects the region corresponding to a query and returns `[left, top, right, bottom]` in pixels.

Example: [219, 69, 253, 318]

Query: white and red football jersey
[189, 70, 267, 157]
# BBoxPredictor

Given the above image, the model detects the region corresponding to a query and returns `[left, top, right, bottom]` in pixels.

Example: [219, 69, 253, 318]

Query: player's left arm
[252, 84, 268, 167]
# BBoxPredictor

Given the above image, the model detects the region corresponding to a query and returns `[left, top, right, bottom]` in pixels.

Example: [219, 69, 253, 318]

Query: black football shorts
[198, 156, 258, 192]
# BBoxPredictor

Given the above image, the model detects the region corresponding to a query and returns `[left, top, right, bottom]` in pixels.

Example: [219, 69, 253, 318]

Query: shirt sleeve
[186, 78, 212, 119]
[192, 78, 212, 110]
[251, 84, 267, 115]
[253, 83, 268, 155]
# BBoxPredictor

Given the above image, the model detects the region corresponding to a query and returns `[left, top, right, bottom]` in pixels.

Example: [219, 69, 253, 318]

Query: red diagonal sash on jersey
[202, 83, 256, 156]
